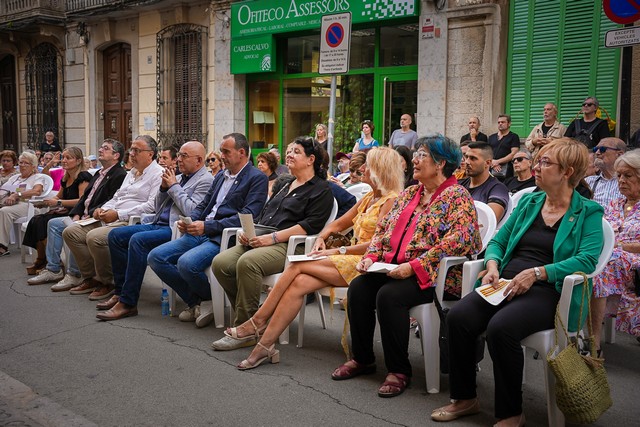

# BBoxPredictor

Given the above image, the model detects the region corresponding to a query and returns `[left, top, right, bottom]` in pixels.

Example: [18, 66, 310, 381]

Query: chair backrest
[37, 174, 55, 199]
[335, 172, 349, 182]
[325, 198, 339, 227]
[87, 168, 99, 175]
[346, 183, 372, 201]
[48, 167, 64, 191]
[495, 195, 513, 231]
[474, 200, 497, 252]
[510, 186, 535, 208]
[590, 218, 615, 278]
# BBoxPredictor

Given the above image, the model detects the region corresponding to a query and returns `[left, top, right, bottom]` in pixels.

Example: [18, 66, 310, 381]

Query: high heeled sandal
[236, 342, 280, 370]
[225, 317, 266, 341]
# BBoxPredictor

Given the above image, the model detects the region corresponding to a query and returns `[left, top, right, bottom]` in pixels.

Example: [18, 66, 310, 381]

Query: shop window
[350, 29, 376, 69]
[25, 43, 63, 149]
[247, 80, 279, 149]
[157, 24, 208, 148]
[380, 25, 418, 67]
[282, 74, 374, 153]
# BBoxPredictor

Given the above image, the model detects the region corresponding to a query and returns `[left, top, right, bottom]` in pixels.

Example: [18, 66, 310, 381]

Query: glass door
[376, 73, 418, 146]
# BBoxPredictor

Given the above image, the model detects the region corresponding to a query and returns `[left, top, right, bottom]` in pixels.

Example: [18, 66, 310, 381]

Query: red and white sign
[319, 13, 352, 75]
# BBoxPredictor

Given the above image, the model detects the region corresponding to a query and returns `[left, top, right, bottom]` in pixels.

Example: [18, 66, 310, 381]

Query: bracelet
[271, 232, 279, 244]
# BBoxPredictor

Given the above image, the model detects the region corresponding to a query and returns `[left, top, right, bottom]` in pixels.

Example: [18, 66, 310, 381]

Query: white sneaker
[27, 269, 64, 286]
[179, 305, 199, 322]
[50, 274, 83, 292]
[195, 300, 214, 328]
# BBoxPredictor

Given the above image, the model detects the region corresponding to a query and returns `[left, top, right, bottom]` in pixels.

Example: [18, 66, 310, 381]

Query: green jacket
[482, 190, 604, 331]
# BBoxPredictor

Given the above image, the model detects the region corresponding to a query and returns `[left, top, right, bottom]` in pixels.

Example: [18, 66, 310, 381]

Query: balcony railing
[66, 0, 115, 13]
[0, 0, 65, 27]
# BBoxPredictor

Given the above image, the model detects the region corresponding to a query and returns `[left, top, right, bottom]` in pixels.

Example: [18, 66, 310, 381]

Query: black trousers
[348, 273, 433, 377]
[447, 284, 560, 419]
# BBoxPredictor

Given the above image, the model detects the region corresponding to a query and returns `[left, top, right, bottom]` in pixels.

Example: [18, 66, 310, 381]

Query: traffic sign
[603, 0, 640, 25]
[605, 25, 640, 47]
[319, 13, 351, 75]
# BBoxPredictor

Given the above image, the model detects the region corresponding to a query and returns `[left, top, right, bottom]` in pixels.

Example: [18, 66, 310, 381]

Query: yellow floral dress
[328, 190, 397, 284]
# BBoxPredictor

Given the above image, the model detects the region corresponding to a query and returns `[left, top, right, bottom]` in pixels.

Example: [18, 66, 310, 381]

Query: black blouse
[60, 171, 92, 200]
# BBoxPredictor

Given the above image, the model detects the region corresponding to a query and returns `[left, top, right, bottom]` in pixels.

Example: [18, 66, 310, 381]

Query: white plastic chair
[510, 186, 535, 208]
[209, 199, 339, 335]
[16, 174, 55, 262]
[345, 183, 372, 201]
[495, 195, 513, 232]
[460, 218, 615, 427]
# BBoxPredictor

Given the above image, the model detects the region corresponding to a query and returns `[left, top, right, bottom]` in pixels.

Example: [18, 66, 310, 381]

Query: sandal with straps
[377, 373, 410, 398]
[236, 342, 280, 370]
[225, 317, 266, 341]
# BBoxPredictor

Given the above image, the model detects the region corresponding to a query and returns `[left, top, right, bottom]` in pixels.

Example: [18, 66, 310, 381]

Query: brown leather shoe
[96, 294, 119, 310]
[96, 302, 138, 321]
[26, 259, 47, 275]
[88, 285, 115, 301]
[69, 278, 102, 295]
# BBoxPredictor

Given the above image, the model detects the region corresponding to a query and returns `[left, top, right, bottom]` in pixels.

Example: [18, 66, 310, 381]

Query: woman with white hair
[0, 152, 46, 256]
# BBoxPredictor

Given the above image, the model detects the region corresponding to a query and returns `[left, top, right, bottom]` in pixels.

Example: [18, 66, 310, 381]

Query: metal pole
[618, 24, 633, 142]
[327, 74, 337, 175]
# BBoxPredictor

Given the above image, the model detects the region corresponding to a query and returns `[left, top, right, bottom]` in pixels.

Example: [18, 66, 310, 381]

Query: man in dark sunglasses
[585, 137, 626, 208]
[564, 96, 611, 149]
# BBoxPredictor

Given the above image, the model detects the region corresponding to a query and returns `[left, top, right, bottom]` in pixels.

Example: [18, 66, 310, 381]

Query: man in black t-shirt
[487, 114, 520, 180]
[504, 149, 536, 195]
[564, 96, 610, 149]
[459, 115, 488, 144]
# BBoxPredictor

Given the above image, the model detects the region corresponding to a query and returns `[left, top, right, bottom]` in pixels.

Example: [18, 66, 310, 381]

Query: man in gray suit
[96, 141, 214, 320]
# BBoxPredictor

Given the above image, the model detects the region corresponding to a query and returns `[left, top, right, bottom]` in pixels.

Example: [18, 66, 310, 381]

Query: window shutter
[506, 0, 620, 137]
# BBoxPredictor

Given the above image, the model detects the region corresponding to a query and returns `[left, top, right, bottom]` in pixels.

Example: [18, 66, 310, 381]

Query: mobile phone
[179, 215, 192, 225]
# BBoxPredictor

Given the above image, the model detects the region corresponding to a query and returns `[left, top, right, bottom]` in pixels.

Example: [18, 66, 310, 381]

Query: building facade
[0, 0, 637, 156]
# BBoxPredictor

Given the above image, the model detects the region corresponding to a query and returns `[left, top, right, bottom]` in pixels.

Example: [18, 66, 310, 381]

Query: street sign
[605, 25, 640, 47]
[319, 12, 351, 75]
[603, 0, 640, 25]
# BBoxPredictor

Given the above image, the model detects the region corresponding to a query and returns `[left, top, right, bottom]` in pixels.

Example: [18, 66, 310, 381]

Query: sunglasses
[512, 157, 530, 163]
[206, 158, 217, 163]
[592, 146, 622, 154]
[350, 170, 364, 177]
[582, 102, 595, 107]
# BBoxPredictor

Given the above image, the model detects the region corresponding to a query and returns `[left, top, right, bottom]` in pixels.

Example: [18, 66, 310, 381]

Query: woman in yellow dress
[225, 147, 405, 369]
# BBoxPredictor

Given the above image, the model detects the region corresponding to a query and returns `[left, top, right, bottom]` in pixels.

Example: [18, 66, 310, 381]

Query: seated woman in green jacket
[431, 138, 604, 427]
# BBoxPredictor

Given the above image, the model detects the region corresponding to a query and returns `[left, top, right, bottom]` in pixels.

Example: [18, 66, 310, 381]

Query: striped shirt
[585, 174, 622, 208]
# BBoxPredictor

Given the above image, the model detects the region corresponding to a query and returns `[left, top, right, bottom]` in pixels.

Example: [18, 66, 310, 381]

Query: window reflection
[380, 25, 418, 66]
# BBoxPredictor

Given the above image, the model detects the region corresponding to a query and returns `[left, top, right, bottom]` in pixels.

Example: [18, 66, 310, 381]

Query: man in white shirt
[62, 135, 164, 301]
[585, 137, 626, 208]
[388, 114, 418, 149]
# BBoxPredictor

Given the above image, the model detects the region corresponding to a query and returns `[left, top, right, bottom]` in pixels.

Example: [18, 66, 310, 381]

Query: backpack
[574, 119, 603, 147]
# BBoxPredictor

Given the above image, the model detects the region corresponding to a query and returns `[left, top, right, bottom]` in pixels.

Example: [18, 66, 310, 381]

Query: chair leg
[410, 304, 440, 394]
[542, 355, 565, 427]
[316, 291, 326, 329]
[206, 267, 228, 328]
[604, 316, 616, 344]
[296, 301, 306, 348]
[521, 345, 527, 384]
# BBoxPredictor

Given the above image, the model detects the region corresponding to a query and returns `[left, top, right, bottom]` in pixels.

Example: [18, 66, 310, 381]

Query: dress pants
[212, 242, 290, 326]
[0, 203, 28, 247]
[108, 224, 171, 306]
[348, 273, 433, 377]
[447, 285, 560, 419]
[62, 221, 127, 284]
[147, 234, 220, 308]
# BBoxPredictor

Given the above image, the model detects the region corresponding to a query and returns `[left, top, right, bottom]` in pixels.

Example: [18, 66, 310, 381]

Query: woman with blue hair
[332, 135, 482, 398]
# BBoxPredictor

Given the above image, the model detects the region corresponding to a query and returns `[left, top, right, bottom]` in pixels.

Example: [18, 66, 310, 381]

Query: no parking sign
[319, 13, 352, 75]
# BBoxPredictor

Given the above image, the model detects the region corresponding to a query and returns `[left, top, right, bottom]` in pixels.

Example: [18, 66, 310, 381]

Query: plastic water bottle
[161, 289, 170, 317]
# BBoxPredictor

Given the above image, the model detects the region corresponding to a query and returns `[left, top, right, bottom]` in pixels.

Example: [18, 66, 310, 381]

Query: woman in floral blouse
[332, 135, 482, 398]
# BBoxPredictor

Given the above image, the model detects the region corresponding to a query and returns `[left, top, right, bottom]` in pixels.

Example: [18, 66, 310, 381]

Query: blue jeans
[147, 234, 220, 308]
[108, 224, 171, 307]
[45, 216, 79, 276]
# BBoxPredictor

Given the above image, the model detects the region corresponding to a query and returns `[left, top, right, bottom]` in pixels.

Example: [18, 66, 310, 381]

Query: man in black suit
[28, 139, 127, 289]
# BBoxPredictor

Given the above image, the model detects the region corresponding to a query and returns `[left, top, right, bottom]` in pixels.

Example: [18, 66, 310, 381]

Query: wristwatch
[533, 267, 542, 280]
[338, 246, 347, 255]
[56, 200, 62, 207]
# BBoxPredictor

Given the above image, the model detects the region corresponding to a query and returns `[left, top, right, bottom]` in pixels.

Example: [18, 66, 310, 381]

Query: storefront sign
[231, 0, 419, 38]
[421, 16, 434, 39]
[231, 34, 274, 74]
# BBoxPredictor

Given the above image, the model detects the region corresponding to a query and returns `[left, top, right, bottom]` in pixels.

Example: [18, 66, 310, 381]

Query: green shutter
[506, 0, 620, 137]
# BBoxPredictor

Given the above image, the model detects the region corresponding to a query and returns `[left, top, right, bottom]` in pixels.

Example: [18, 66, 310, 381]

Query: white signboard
[319, 12, 351, 75]
[605, 26, 640, 48]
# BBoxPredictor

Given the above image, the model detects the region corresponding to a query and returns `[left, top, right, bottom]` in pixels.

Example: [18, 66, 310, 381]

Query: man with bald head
[585, 137, 626, 208]
[388, 114, 418, 149]
[97, 141, 214, 320]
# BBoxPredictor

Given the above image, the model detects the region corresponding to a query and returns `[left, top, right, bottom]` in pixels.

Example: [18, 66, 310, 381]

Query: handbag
[546, 272, 612, 424]
[325, 232, 351, 249]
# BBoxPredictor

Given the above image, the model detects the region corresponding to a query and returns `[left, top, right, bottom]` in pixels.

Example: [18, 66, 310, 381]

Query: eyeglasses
[128, 148, 153, 155]
[535, 158, 559, 168]
[582, 102, 595, 107]
[512, 157, 530, 163]
[412, 151, 430, 160]
[206, 158, 217, 163]
[176, 152, 193, 159]
[98, 145, 113, 151]
[593, 146, 622, 154]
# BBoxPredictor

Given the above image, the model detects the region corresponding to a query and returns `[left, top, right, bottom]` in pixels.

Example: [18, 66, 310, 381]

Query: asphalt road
[0, 252, 638, 426]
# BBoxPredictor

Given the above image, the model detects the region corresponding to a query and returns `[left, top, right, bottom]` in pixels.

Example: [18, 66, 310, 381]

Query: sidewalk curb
[0, 370, 97, 427]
